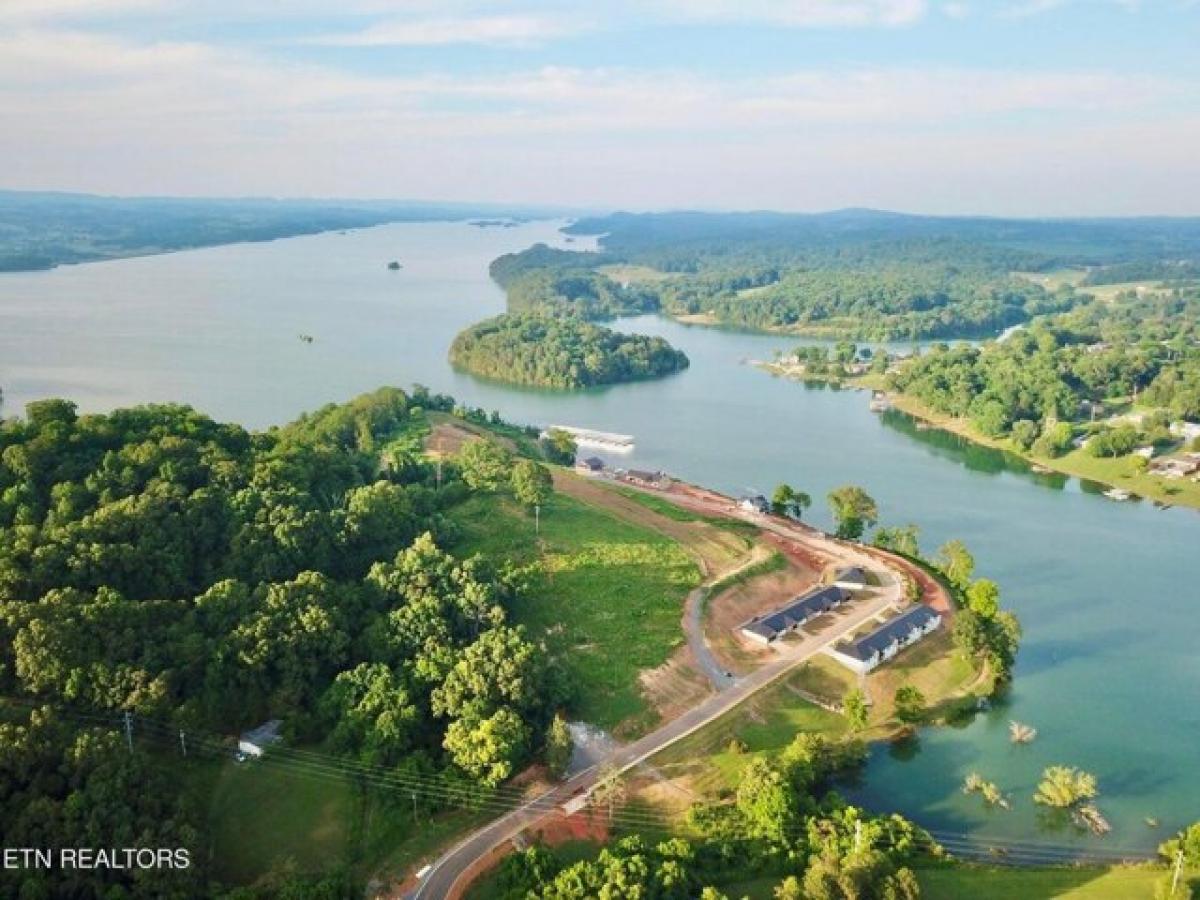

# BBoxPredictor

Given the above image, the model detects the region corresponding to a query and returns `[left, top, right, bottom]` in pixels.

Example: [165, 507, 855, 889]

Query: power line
[6, 699, 1162, 864]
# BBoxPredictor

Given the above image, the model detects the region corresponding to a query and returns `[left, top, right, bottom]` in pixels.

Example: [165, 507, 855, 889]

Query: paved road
[411, 544, 900, 899]
[681, 547, 774, 692]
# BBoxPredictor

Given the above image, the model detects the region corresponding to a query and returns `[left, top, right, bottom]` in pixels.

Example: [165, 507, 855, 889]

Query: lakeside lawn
[451, 489, 702, 734]
[724, 865, 1180, 899]
[885, 393, 1200, 510]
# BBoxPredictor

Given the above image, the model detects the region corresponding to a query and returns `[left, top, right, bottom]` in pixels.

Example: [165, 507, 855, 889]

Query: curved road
[412, 507, 903, 899]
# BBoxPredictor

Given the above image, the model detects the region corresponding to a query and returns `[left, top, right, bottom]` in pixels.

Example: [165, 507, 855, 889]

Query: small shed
[238, 720, 283, 758]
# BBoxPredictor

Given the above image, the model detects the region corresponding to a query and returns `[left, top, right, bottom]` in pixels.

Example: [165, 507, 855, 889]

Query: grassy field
[596, 263, 675, 285]
[184, 754, 493, 887]
[452, 489, 702, 733]
[612, 485, 704, 522]
[723, 865, 1181, 899]
[916, 864, 1184, 899]
[648, 668, 849, 797]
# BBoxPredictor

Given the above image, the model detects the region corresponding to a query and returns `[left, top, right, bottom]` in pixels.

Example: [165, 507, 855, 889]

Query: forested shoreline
[486, 209, 1200, 341]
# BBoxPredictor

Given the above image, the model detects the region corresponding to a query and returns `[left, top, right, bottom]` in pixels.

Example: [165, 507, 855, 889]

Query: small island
[448, 312, 689, 389]
[387, 260, 402, 270]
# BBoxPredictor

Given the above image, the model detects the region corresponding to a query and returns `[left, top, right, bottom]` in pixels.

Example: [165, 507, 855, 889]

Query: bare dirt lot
[703, 551, 822, 674]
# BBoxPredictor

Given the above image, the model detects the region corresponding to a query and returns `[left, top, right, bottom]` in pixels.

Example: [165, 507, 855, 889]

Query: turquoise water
[2, 220, 1197, 855]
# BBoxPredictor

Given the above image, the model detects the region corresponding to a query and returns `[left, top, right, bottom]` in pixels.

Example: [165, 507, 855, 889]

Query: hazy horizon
[2, 0, 1198, 216]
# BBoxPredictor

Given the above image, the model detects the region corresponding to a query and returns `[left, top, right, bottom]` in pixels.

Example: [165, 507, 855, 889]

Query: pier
[544, 425, 635, 453]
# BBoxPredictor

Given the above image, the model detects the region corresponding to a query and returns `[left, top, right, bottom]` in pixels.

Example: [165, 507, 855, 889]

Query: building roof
[742, 585, 848, 640]
[627, 469, 661, 481]
[240, 719, 283, 747]
[579, 456, 605, 470]
[838, 605, 940, 662]
[834, 566, 868, 586]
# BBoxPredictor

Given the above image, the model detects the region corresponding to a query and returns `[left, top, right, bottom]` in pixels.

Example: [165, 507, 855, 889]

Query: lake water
[2, 220, 1197, 856]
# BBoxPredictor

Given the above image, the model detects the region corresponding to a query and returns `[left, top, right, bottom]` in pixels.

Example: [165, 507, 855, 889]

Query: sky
[1, 0, 1198, 215]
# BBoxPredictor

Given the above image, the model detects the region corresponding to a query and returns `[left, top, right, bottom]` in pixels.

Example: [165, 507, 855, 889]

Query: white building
[824, 605, 942, 674]
[238, 720, 283, 758]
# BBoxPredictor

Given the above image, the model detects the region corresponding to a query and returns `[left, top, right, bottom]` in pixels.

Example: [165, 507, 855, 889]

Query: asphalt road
[411, 511, 901, 899]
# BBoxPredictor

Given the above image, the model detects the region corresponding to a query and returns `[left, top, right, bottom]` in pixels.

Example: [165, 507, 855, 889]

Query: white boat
[1103, 488, 1133, 501]
[544, 425, 635, 453]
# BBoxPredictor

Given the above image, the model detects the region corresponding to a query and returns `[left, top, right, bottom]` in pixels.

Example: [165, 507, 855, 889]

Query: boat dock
[544, 425, 635, 453]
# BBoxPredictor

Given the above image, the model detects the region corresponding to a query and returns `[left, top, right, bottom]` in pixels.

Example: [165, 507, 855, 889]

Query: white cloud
[657, 0, 929, 27]
[0, 0, 165, 23]
[303, 13, 587, 47]
[0, 27, 1194, 213]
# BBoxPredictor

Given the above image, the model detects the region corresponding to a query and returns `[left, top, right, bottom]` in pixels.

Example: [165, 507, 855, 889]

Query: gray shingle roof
[840, 605, 939, 661]
[742, 585, 849, 641]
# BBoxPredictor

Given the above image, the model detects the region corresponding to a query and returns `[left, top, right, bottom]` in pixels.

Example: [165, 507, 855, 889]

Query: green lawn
[187, 754, 492, 887]
[916, 864, 1186, 899]
[452, 490, 701, 733]
[723, 865, 1188, 900]
[650, 671, 848, 796]
[612, 485, 703, 522]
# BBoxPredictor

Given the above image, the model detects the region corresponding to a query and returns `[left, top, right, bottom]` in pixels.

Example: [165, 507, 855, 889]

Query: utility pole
[535, 503, 540, 535]
[853, 819, 863, 853]
[411, 792, 418, 823]
[123, 711, 133, 752]
[1171, 849, 1184, 897]
[179, 729, 187, 757]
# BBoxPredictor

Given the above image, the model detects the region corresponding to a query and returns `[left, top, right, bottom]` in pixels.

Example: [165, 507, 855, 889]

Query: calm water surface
[2, 220, 1197, 854]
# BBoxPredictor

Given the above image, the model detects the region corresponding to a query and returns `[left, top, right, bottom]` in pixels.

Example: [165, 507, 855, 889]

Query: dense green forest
[0, 387, 572, 897]
[885, 283, 1200, 454]
[449, 312, 688, 389]
[0, 190, 545, 271]
[485, 210, 1200, 340]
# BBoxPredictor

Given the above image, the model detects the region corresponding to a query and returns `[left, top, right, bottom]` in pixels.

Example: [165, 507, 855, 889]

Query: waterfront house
[1150, 455, 1200, 479]
[739, 493, 771, 514]
[824, 605, 942, 674]
[575, 456, 606, 474]
[832, 566, 869, 590]
[625, 469, 669, 489]
[739, 586, 850, 645]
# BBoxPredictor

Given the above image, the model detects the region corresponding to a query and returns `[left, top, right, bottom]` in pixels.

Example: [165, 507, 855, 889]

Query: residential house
[740, 586, 850, 645]
[824, 605, 942, 674]
[575, 456, 606, 474]
[739, 493, 771, 514]
[832, 566, 869, 590]
[624, 469, 669, 489]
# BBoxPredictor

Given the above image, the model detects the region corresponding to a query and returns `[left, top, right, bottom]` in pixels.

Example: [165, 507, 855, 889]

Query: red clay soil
[529, 809, 611, 848]
[859, 545, 955, 619]
[760, 531, 832, 572]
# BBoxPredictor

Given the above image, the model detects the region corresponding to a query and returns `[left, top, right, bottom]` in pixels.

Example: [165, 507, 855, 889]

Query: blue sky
[1, 0, 1197, 214]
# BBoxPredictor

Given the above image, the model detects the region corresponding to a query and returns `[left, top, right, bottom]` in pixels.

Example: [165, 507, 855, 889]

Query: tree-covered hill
[0, 387, 572, 897]
[478, 210, 1200, 341]
[449, 312, 689, 389]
